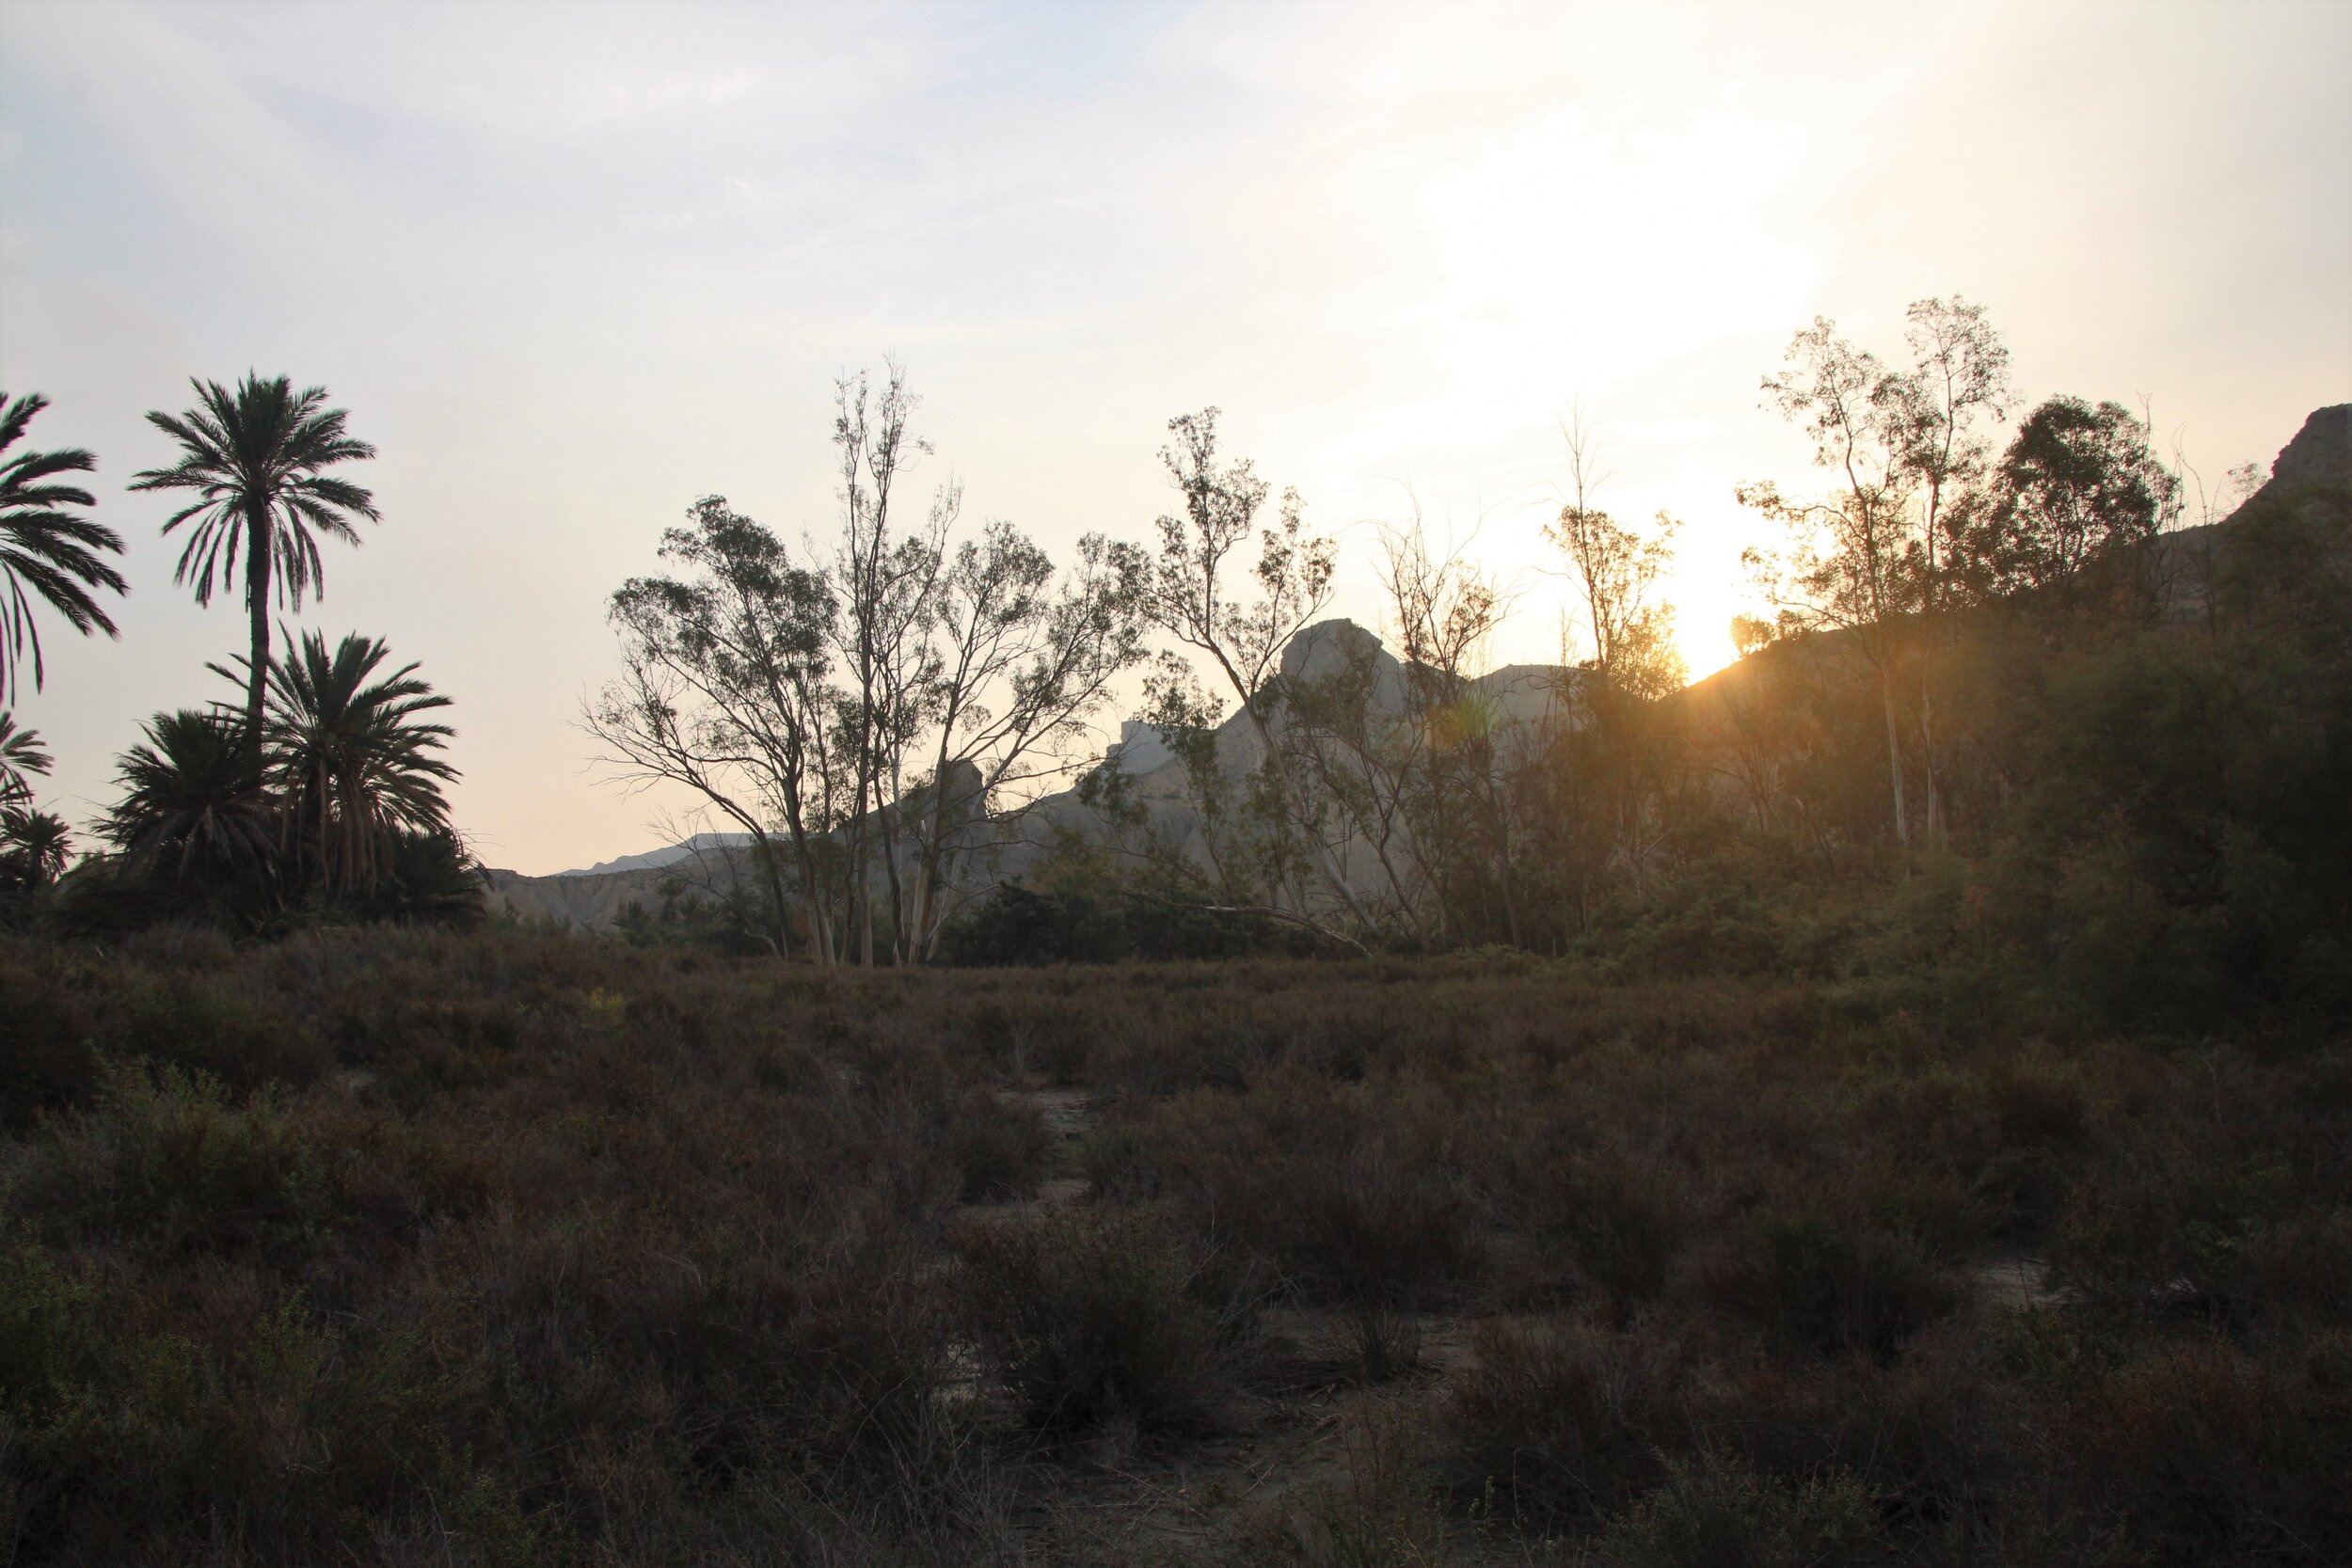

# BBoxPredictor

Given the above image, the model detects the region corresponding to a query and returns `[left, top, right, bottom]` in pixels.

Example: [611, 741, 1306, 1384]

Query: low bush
[2046, 1331, 2352, 1565]
[1438, 1320, 1678, 1529]
[1697, 1209, 1958, 1359]
[958, 1207, 1246, 1433]
[1601, 1452, 1879, 1568]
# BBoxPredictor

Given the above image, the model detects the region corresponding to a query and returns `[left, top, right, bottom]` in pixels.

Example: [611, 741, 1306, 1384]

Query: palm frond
[0, 710, 52, 804]
[1, 390, 129, 700]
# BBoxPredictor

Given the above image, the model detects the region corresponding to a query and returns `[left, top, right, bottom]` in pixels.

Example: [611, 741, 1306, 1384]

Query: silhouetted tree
[823, 363, 953, 964]
[591, 496, 842, 960]
[1964, 395, 2182, 615]
[0, 711, 51, 806]
[1888, 297, 2012, 840]
[252, 630, 457, 896]
[131, 374, 379, 757]
[1740, 306, 2009, 851]
[1140, 408, 1359, 928]
[103, 708, 277, 883]
[1, 391, 127, 702]
[901, 520, 1149, 960]
[0, 805, 72, 891]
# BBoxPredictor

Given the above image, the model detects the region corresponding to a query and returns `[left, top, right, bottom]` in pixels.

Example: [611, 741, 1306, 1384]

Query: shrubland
[3, 927, 2345, 1565]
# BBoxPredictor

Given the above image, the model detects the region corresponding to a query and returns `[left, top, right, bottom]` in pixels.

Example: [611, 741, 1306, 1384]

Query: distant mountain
[555, 832, 755, 879]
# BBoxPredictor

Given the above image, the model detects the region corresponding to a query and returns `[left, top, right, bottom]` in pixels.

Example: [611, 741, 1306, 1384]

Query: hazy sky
[3, 0, 2346, 874]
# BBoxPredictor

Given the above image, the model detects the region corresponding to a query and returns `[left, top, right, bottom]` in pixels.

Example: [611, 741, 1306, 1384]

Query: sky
[2, 0, 2346, 876]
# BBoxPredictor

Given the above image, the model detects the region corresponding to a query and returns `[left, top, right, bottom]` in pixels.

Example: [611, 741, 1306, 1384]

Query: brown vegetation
[4, 928, 2345, 1564]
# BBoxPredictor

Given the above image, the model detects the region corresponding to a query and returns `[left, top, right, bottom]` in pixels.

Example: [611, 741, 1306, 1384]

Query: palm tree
[258, 630, 457, 895]
[103, 707, 277, 880]
[0, 805, 72, 890]
[0, 710, 52, 805]
[130, 374, 379, 755]
[2, 391, 128, 702]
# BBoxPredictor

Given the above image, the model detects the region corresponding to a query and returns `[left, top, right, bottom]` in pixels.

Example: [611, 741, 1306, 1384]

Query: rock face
[2257, 404, 2351, 499]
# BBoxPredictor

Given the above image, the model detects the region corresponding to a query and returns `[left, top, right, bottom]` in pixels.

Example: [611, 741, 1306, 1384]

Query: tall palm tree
[130, 374, 379, 755]
[1, 391, 128, 702]
[0, 710, 52, 805]
[256, 630, 457, 895]
[103, 707, 277, 879]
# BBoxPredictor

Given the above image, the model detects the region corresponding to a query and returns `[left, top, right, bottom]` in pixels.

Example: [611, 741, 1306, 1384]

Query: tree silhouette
[131, 374, 379, 756]
[256, 629, 456, 895]
[1, 391, 128, 703]
[0, 805, 72, 890]
[0, 711, 52, 806]
[1968, 396, 2182, 615]
[103, 707, 277, 881]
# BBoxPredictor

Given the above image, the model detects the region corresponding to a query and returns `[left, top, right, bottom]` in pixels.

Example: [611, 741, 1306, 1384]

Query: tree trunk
[1880, 677, 1910, 851]
[244, 499, 274, 765]
[1918, 670, 1944, 847]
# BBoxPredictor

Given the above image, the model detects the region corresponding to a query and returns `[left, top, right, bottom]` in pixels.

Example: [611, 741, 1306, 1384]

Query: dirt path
[1016, 1085, 1095, 1209]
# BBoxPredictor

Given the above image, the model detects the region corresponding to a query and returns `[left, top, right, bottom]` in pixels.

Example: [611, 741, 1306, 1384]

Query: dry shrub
[2, 1289, 467, 1564]
[2047, 1331, 2352, 1564]
[945, 1087, 1052, 1202]
[1089, 1078, 1480, 1326]
[1255, 1399, 1449, 1568]
[1477, 1126, 1692, 1320]
[1696, 1209, 1957, 1359]
[958, 1207, 1242, 1433]
[1438, 1319, 1679, 1530]
[2, 933, 2346, 1563]
[1694, 1323, 2020, 1545]
[1601, 1451, 1879, 1568]
[2052, 1112, 2345, 1333]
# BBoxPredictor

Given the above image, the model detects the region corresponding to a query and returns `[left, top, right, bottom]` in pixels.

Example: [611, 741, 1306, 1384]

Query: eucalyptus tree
[1269, 516, 1519, 945]
[1891, 297, 2011, 839]
[1139, 408, 1365, 930]
[1545, 501, 1687, 900]
[131, 374, 379, 755]
[254, 630, 457, 896]
[588, 496, 841, 960]
[1739, 303, 2012, 851]
[898, 520, 1151, 960]
[826, 363, 949, 964]
[1, 391, 127, 703]
[1968, 396, 2182, 615]
[1740, 318, 1932, 848]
